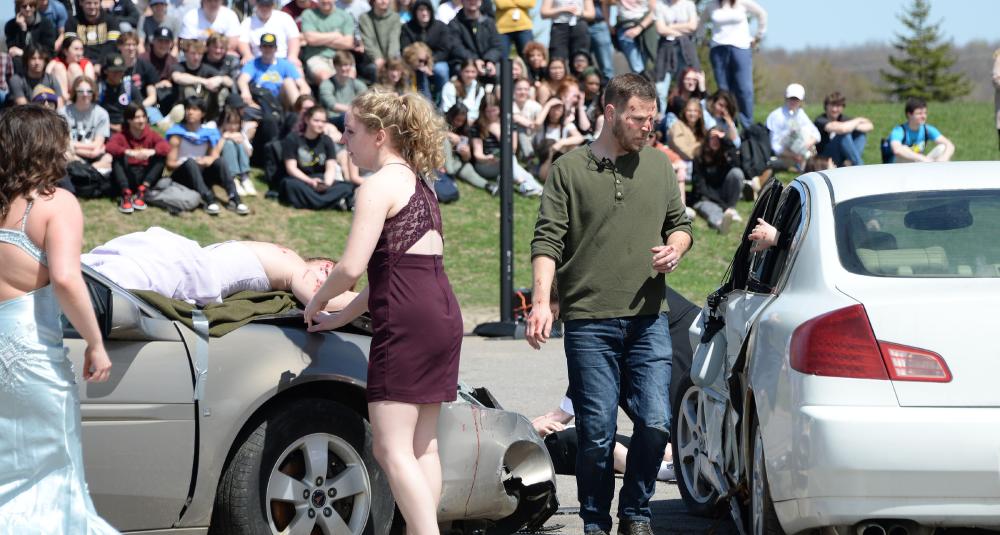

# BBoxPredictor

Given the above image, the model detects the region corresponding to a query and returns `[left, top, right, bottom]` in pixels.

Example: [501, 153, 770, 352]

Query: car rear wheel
[750, 420, 784, 535]
[671, 376, 724, 517]
[211, 398, 394, 535]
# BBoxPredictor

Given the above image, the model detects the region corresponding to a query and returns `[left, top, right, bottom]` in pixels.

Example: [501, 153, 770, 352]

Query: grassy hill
[79, 101, 998, 318]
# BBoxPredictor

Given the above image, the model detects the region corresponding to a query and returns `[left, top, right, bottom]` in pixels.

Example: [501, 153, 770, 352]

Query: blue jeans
[655, 72, 672, 116]
[432, 61, 450, 103]
[564, 313, 672, 532]
[710, 44, 754, 127]
[821, 131, 867, 166]
[615, 29, 646, 74]
[221, 139, 251, 178]
[145, 105, 165, 124]
[588, 22, 614, 80]
[499, 29, 534, 59]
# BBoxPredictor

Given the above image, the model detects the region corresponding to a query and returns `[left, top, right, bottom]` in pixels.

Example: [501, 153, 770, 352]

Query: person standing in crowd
[64, 76, 113, 174]
[105, 103, 170, 213]
[527, 73, 693, 535]
[0, 104, 117, 535]
[165, 97, 248, 215]
[400, 0, 452, 99]
[766, 83, 820, 171]
[541, 0, 592, 63]
[278, 105, 355, 210]
[613, 0, 654, 77]
[887, 97, 955, 163]
[448, 0, 504, 80]
[38, 0, 69, 51]
[652, 0, 698, 113]
[813, 91, 873, 167]
[495, 0, 536, 60]
[588, 1, 613, 81]
[304, 88, 463, 535]
[300, 0, 359, 83]
[64, 0, 121, 65]
[703, 0, 766, 127]
[6, 0, 58, 59]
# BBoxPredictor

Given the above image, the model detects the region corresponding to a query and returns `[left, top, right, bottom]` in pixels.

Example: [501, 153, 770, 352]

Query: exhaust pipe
[886, 524, 909, 535]
[856, 524, 886, 535]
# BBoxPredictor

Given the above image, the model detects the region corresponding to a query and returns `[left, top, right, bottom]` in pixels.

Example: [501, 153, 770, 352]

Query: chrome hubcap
[265, 433, 371, 535]
[677, 385, 715, 504]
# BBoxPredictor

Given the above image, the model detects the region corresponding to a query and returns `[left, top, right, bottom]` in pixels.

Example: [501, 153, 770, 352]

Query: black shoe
[617, 520, 653, 535]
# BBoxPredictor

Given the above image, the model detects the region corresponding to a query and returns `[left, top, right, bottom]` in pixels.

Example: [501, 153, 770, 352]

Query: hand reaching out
[748, 218, 778, 252]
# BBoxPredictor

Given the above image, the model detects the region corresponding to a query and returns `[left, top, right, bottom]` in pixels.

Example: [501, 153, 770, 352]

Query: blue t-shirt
[888, 123, 942, 155]
[241, 57, 300, 97]
[43, 0, 69, 30]
[165, 124, 221, 163]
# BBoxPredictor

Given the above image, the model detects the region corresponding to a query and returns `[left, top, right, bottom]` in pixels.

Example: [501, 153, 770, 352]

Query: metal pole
[499, 57, 514, 323]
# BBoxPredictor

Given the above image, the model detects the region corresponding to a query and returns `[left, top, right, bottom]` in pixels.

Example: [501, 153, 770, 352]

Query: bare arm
[525, 255, 556, 349]
[44, 190, 111, 382]
[166, 136, 181, 169]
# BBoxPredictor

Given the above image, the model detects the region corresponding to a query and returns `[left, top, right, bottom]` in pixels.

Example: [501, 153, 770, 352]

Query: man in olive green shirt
[527, 73, 692, 535]
[301, 0, 361, 83]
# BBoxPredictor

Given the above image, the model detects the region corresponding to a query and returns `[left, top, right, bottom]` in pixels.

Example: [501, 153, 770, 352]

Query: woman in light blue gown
[0, 106, 118, 534]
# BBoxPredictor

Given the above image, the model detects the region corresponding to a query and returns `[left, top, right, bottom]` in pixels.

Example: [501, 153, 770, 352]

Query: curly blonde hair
[351, 88, 446, 179]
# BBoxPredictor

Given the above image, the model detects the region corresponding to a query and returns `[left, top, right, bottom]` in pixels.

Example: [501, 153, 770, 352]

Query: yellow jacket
[495, 0, 536, 34]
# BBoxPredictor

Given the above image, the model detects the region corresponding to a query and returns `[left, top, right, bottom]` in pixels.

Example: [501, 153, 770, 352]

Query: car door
[62, 271, 197, 531]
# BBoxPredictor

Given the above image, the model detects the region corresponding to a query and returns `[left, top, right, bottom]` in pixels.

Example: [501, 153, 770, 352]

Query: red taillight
[879, 342, 951, 382]
[790, 305, 889, 379]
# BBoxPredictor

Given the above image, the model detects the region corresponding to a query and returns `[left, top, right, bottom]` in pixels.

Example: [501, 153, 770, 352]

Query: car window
[720, 179, 784, 293]
[748, 185, 804, 292]
[62, 275, 111, 339]
[836, 189, 1000, 278]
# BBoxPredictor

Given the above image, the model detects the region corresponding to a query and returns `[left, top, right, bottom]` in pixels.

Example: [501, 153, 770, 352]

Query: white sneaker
[657, 461, 675, 482]
[205, 203, 221, 215]
[242, 178, 258, 196]
[718, 209, 734, 234]
[233, 179, 246, 197]
[726, 208, 743, 223]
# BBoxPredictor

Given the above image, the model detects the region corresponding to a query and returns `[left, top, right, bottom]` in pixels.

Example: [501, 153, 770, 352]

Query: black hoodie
[400, 0, 452, 64]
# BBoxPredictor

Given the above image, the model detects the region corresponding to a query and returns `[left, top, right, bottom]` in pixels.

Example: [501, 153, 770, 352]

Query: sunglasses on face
[76, 89, 94, 95]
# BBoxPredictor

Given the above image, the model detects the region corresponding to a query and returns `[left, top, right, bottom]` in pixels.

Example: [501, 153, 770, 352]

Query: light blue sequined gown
[0, 203, 118, 534]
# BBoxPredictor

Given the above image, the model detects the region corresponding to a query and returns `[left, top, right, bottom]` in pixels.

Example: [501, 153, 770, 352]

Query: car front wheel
[211, 398, 394, 535]
[750, 420, 784, 535]
[671, 375, 723, 517]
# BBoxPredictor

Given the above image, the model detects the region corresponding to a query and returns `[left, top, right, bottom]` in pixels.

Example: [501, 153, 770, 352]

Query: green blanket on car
[131, 290, 300, 337]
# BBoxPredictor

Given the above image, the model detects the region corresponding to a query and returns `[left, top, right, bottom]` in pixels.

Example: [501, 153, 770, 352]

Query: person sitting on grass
[105, 103, 170, 214]
[63, 75, 113, 175]
[219, 106, 258, 198]
[691, 126, 744, 234]
[238, 32, 310, 111]
[813, 91, 872, 167]
[766, 83, 821, 172]
[279, 105, 356, 210]
[165, 97, 248, 215]
[96, 53, 143, 132]
[887, 97, 955, 163]
[47, 36, 93, 103]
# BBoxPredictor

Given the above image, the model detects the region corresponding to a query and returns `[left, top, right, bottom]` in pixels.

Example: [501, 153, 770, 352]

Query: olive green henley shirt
[531, 144, 693, 321]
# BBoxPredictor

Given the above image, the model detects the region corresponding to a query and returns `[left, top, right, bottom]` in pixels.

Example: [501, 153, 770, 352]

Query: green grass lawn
[79, 101, 998, 317]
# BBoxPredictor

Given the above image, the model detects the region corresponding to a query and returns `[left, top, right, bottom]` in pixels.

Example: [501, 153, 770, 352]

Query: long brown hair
[0, 106, 70, 220]
[475, 91, 502, 139]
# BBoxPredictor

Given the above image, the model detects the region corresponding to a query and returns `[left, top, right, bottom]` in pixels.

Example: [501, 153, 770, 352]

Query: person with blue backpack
[884, 97, 955, 163]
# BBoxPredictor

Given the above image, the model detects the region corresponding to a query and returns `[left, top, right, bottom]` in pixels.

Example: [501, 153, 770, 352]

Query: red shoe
[119, 190, 134, 214]
[133, 185, 147, 210]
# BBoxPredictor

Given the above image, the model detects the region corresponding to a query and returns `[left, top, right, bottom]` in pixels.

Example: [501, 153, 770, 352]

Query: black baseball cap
[153, 26, 174, 40]
[104, 53, 126, 73]
[259, 33, 278, 47]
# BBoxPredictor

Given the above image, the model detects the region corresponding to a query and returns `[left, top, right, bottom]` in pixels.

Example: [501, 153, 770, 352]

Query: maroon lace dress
[365, 176, 463, 403]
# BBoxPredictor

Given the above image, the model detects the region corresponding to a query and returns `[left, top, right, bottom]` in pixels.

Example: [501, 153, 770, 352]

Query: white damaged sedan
[673, 162, 1000, 535]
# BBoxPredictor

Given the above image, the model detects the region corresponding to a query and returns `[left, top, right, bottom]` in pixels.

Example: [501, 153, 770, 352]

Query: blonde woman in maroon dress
[304, 87, 462, 535]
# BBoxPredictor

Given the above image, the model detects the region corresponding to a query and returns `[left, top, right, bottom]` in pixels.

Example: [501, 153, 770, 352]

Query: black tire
[749, 419, 784, 535]
[671, 374, 725, 518]
[211, 398, 394, 535]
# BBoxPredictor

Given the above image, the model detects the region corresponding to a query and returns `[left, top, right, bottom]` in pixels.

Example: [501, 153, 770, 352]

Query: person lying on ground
[82, 226, 358, 308]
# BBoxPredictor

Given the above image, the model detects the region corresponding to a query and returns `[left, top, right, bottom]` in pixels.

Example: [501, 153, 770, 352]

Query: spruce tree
[880, 0, 971, 101]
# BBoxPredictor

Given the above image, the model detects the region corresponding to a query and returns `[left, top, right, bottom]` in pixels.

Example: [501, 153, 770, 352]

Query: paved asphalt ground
[458, 335, 740, 535]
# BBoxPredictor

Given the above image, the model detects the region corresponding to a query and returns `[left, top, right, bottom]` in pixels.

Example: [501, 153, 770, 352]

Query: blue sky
[2, 0, 995, 51]
[745, 0, 996, 51]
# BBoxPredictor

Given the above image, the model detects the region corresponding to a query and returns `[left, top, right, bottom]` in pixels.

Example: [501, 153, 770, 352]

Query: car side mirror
[108, 293, 180, 341]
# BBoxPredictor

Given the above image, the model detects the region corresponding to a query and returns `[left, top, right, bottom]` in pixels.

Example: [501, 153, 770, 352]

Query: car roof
[798, 161, 1000, 203]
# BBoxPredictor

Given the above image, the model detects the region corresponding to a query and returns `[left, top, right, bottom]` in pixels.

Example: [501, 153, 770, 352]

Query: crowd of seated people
[0, 0, 958, 222]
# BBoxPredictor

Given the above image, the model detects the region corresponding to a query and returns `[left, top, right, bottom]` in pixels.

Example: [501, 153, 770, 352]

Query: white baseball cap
[785, 83, 805, 100]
